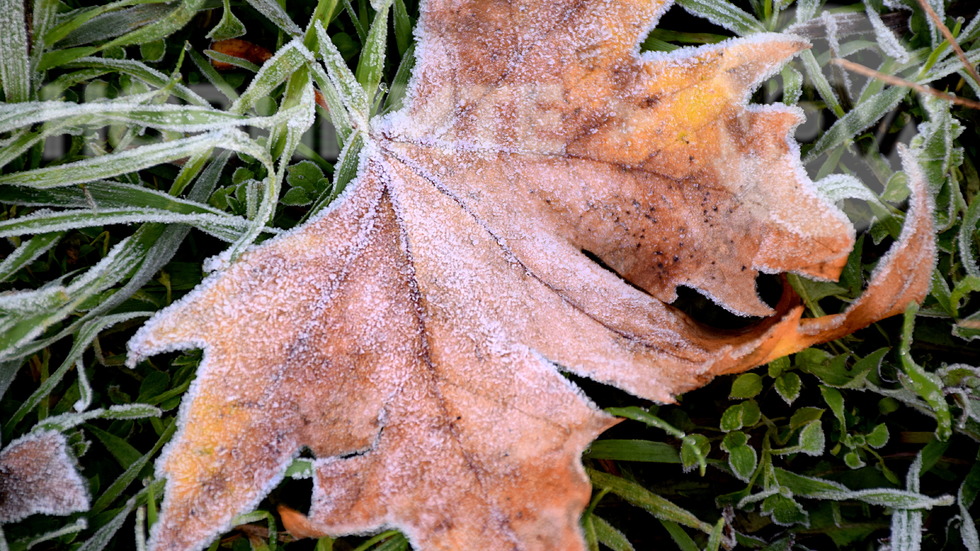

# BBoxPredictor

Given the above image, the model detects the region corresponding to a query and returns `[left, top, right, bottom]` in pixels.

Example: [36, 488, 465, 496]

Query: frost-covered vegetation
[1, 0, 979, 550]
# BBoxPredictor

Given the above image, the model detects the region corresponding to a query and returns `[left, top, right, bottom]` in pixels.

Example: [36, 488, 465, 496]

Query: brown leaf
[208, 39, 273, 70]
[0, 430, 90, 523]
[128, 1, 935, 549]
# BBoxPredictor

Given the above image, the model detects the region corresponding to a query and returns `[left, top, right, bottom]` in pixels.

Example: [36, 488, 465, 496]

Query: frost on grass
[0, 430, 90, 523]
[127, 1, 936, 550]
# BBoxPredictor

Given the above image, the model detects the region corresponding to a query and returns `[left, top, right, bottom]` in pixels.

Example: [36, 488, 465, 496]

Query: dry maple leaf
[0, 430, 90, 523]
[127, 1, 935, 549]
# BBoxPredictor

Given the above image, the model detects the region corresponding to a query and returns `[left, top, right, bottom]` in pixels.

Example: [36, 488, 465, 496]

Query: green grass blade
[674, 0, 765, 36]
[0, 231, 64, 283]
[62, 57, 209, 106]
[355, 1, 390, 100]
[961, 194, 980, 279]
[592, 516, 635, 551]
[44, 0, 165, 45]
[0, 0, 32, 102]
[315, 22, 371, 127]
[187, 46, 240, 103]
[0, 130, 259, 189]
[101, 0, 208, 50]
[203, 48, 261, 72]
[231, 40, 311, 115]
[29, 0, 61, 71]
[0, 101, 300, 134]
[0, 208, 248, 242]
[2, 311, 152, 433]
[584, 440, 681, 463]
[57, 4, 173, 48]
[243, 0, 303, 36]
[803, 85, 906, 163]
[899, 303, 953, 440]
[589, 469, 714, 533]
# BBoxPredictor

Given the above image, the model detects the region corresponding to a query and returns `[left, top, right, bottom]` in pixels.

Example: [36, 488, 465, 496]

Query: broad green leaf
[722, 431, 758, 482]
[730, 372, 763, 399]
[680, 434, 709, 475]
[761, 494, 808, 526]
[774, 372, 801, 404]
[207, 0, 247, 40]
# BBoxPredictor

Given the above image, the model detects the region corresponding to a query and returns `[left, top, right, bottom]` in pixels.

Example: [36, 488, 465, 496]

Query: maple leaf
[127, 1, 935, 550]
[0, 430, 90, 523]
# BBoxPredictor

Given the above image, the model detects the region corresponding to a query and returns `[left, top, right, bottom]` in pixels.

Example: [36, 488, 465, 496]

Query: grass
[0, 0, 978, 549]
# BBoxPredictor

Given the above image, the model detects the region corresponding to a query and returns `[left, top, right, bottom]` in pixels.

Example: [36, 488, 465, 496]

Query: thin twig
[914, 0, 980, 87]
[832, 58, 980, 110]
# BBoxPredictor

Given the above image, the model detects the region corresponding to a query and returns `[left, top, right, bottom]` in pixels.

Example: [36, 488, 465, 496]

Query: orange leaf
[208, 39, 273, 70]
[129, 1, 935, 549]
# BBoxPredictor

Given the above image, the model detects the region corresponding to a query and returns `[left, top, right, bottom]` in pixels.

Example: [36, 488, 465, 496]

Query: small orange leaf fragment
[208, 39, 273, 70]
[129, 1, 936, 550]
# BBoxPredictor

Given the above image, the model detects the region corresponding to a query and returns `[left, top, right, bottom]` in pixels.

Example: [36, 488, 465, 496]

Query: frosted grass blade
[231, 40, 312, 115]
[310, 62, 354, 141]
[800, 49, 844, 118]
[804, 86, 906, 163]
[355, 1, 390, 99]
[589, 470, 713, 533]
[593, 516, 635, 551]
[187, 47, 240, 103]
[30, 0, 61, 71]
[0, 232, 64, 283]
[44, 0, 166, 45]
[0, 180, 226, 212]
[63, 57, 209, 106]
[0, 0, 31, 102]
[0, 209, 248, 242]
[674, 0, 765, 36]
[100, 0, 207, 50]
[316, 22, 370, 128]
[393, 0, 412, 56]
[2, 311, 152, 431]
[0, 130, 267, 189]
[244, 0, 303, 36]
[57, 4, 173, 48]
[35, 404, 161, 433]
[0, 100, 308, 134]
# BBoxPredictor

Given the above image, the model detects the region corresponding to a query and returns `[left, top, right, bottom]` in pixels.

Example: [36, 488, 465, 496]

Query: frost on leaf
[126, 0, 935, 550]
[0, 430, 90, 523]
